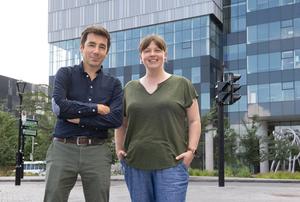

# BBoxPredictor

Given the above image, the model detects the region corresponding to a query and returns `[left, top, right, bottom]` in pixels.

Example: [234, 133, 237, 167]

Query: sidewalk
[1, 176, 300, 202]
[1, 175, 300, 183]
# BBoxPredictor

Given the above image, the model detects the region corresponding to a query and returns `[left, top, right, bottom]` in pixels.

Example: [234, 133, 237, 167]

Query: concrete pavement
[1, 176, 300, 201]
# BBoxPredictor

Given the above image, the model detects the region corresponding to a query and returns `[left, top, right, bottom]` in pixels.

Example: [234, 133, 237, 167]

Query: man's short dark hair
[80, 25, 111, 53]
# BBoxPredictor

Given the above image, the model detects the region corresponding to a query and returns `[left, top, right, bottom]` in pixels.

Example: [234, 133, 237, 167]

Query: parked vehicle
[23, 161, 46, 175]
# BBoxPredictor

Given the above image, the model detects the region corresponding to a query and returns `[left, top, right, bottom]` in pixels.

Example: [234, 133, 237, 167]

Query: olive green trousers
[43, 140, 112, 202]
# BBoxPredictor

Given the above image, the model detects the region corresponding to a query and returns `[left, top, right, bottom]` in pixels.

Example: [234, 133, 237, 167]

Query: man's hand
[97, 104, 110, 115]
[67, 118, 80, 124]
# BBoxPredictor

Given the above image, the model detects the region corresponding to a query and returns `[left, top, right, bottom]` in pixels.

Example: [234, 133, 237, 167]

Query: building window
[282, 50, 294, 70]
[191, 67, 201, 83]
[173, 69, 182, 76]
[295, 81, 300, 100]
[247, 55, 257, 73]
[258, 54, 269, 72]
[281, 20, 294, 39]
[248, 85, 258, 104]
[258, 84, 270, 103]
[131, 74, 140, 80]
[270, 83, 282, 102]
[247, 18, 300, 44]
[269, 52, 281, 71]
[247, 0, 299, 12]
[295, 49, 300, 69]
[201, 93, 210, 110]
[282, 82, 294, 101]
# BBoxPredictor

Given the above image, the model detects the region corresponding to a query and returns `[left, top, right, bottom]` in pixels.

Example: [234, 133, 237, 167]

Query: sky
[0, 1, 49, 85]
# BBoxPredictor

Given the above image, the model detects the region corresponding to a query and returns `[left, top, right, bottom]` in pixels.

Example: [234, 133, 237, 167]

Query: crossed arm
[52, 68, 123, 129]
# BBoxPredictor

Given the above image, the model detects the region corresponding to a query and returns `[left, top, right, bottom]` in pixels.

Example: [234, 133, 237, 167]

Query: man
[44, 25, 123, 202]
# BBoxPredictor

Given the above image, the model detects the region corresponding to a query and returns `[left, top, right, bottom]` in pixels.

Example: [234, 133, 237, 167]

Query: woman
[115, 35, 201, 202]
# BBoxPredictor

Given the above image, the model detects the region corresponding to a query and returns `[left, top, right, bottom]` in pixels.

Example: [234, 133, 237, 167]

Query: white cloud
[0, 1, 48, 84]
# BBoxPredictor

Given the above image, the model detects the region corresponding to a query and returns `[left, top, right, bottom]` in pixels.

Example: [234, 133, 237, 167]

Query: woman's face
[140, 41, 167, 70]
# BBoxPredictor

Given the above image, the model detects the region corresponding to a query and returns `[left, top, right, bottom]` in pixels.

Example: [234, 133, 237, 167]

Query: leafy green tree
[239, 116, 261, 173]
[200, 104, 238, 169]
[0, 111, 18, 167]
[224, 126, 238, 166]
[22, 90, 55, 161]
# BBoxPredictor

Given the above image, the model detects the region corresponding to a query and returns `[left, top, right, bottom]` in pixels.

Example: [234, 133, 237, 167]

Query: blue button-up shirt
[52, 62, 123, 138]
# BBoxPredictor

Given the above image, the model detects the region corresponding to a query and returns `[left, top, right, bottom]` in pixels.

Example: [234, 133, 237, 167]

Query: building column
[205, 124, 214, 171]
[257, 121, 269, 173]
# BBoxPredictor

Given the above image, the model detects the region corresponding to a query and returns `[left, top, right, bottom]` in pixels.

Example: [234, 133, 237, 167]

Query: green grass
[0, 167, 14, 176]
[189, 168, 300, 179]
[188, 168, 217, 176]
[255, 171, 300, 179]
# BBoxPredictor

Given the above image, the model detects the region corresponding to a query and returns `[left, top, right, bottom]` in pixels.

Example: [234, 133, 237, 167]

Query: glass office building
[48, 0, 300, 170]
[48, 0, 223, 116]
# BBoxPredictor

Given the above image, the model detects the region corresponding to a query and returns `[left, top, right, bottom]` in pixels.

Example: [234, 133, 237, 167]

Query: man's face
[80, 33, 108, 69]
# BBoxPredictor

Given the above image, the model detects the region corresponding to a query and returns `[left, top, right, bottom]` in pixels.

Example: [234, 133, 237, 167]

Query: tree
[22, 90, 55, 161]
[224, 126, 238, 167]
[0, 111, 18, 167]
[239, 116, 261, 173]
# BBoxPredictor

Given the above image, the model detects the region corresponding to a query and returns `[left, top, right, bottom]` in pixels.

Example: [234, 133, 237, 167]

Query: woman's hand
[175, 150, 195, 168]
[116, 149, 127, 160]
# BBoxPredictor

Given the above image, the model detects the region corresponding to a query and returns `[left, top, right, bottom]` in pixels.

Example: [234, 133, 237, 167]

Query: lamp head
[16, 80, 27, 95]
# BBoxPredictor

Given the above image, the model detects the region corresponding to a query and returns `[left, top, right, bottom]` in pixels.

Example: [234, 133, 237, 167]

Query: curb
[1, 175, 300, 184]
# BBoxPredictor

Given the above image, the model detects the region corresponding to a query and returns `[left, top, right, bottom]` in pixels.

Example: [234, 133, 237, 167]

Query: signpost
[23, 119, 38, 137]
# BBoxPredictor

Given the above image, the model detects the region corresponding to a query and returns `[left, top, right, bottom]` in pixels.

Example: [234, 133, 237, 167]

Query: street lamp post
[15, 80, 26, 186]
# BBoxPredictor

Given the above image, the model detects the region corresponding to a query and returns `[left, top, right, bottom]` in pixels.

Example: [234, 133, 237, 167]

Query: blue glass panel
[269, 0, 280, 8]
[165, 32, 174, 44]
[247, 25, 257, 44]
[283, 89, 294, 101]
[258, 54, 269, 72]
[295, 81, 300, 100]
[295, 49, 300, 69]
[116, 41, 124, 52]
[258, 84, 270, 103]
[257, 0, 268, 9]
[269, 22, 280, 40]
[247, 0, 257, 12]
[238, 16, 246, 31]
[116, 52, 124, 67]
[192, 17, 201, 28]
[173, 69, 182, 76]
[257, 24, 268, 42]
[247, 55, 257, 73]
[294, 18, 300, 37]
[248, 85, 258, 104]
[175, 31, 183, 43]
[182, 29, 192, 42]
[201, 93, 210, 110]
[238, 44, 246, 59]
[182, 19, 192, 30]
[175, 20, 183, 31]
[269, 52, 281, 71]
[270, 83, 282, 102]
[167, 44, 174, 60]
[191, 67, 201, 83]
[200, 16, 209, 27]
[193, 40, 201, 56]
[165, 22, 174, 33]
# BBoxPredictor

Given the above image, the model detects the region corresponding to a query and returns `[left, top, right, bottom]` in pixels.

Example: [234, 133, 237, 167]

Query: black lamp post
[15, 80, 26, 186]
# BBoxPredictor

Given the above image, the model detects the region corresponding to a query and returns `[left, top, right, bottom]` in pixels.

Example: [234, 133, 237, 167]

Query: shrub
[188, 168, 217, 176]
[255, 171, 300, 179]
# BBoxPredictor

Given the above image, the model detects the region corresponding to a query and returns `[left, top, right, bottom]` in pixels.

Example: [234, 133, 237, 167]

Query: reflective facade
[48, 0, 300, 130]
[224, 0, 300, 132]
